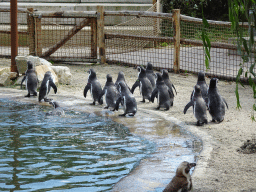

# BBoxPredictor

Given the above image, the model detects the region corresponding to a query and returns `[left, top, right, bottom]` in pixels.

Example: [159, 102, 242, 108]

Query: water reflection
[0, 99, 154, 191]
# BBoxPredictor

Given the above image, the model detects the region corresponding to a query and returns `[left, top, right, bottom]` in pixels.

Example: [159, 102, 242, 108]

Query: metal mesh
[0, 11, 29, 57]
[105, 3, 174, 70]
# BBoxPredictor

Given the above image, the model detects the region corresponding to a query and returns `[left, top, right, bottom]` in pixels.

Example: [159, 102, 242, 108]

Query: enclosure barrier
[0, 6, 255, 81]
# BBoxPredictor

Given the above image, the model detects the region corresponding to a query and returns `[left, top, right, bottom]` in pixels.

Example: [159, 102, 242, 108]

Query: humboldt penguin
[113, 81, 137, 116]
[98, 74, 119, 109]
[46, 101, 65, 116]
[38, 71, 57, 102]
[163, 161, 196, 192]
[151, 73, 173, 110]
[162, 69, 177, 97]
[84, 69, 103, 105]
[115, 71, 130, 90]
[131, 66, 153, 102]
[20, 61, 38, 97]
[191, 71, 208, 103]
[145, 62, 156, 89]
[184, 85, 208, 126]
[207, 78, 228, 123]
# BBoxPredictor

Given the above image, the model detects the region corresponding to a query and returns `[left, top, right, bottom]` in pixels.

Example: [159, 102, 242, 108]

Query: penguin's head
[137, 66, 146, 77]
[198, 71, 206, 82]
[146, 62, 153, 70]
[88, 69, 96, 79]
[117, 71, 125, 80]
[195, 85, 201, 93]
[176, 161, 196, 176]
[209, 78, 218, 88]
[49, 101, 60, 109]
[161, 69, 169, 79]
[27, 61, 34, 69]
[106, 74, 113, 82]
[156, 73, 163, 82]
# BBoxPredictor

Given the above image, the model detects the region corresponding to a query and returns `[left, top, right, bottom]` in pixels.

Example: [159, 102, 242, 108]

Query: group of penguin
[83, 62, 228, 125]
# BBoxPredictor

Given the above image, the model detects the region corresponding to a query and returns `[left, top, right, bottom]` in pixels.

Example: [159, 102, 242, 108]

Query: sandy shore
[1, 59, 256, 191]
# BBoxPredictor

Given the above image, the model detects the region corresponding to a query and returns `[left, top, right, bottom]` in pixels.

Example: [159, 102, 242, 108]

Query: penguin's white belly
[139, 82, 142, 95]
[123, 96, 126, 112]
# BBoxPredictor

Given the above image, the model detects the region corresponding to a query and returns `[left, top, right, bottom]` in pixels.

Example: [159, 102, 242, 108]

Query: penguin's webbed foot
[140, 100, 145, 103]
[104, 106, 109, 109]
[90, 101, 96, 105]
[196, 121, 203, 126]
[33, 92, 37, 96]
[44, 98, 53, 102]
[119, 113, 126, 117]
[25, 93, 30, 97]
[164, 107, 169, 111]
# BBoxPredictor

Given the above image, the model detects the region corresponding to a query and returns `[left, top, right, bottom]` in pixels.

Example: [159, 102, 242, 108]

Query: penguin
[191, 71, 208, 103]
[38, 71, 57, 102]
[163, 161, 196, 192]
[184, 85, 208, 126]
[20, 61, 38, 97]
[162, 69, 177, 97]
[131, 66, 153, 102]
[114, 71, 130, 90]
[98, 74, 119, 109]
[113, 81, 137, 116]
[151, 73, 173, 110]
[46, 101, 65, 116]
[145, 62, 156, 89]
[207, 78, 228, 123]
[84, 69, 103, 105]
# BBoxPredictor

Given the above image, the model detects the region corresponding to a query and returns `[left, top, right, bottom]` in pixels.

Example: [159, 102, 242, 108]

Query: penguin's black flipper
[168, 87, 175, 99]
[20, 76, 26, 89]
[184, 101, 193, 114]
[172, 84, 177, 95]
[131, 80, 140, 94]
[83, 83, 90, 98]
[223, 98, 228, 109]
[150, 88, 158, 103]
[113, 96, 122, 111]
[98, 89, 106, 104]
[49, 80, 57, 94]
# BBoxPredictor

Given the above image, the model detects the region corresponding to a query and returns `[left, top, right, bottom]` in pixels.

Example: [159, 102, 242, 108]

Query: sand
[1, 58, 256, 192]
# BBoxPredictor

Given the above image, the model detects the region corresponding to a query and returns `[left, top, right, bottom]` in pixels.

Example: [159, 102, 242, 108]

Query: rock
[27, 55, 41, 66]
[35, 65, 58, 86]
[0, 72, 17, 86]
[51, 66, 72, 85]
[39, 58, 52, 67]
[15, 56, 28, 75]
[0, 67, 10, 75]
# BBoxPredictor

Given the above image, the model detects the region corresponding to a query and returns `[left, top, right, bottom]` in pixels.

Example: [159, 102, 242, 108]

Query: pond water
[0, 98, 155, 192]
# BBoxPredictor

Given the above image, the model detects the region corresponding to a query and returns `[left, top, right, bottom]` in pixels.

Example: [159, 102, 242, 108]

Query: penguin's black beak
[189, 163, 196, 168]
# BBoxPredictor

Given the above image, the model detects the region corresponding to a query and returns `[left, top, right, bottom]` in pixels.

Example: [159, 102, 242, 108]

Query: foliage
[162, 0, 229, 21]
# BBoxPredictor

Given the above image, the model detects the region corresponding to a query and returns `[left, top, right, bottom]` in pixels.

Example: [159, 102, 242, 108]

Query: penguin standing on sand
[38, 71, 57, 102]
[151, 73, 173, 110]
[184, 85, 208, 126]
[145, 62, 156, 89]
[113, 81, 137, 116]
[207, 78, 228, 123]
[162, 69, 177, 97]
[115, 71, 130, 90]
[98, 74, 119, 109]
[131, 66, 153, 102]
[84, 69, 103, 105]
[163, 161, 196, 192]
[191, 71, 208, 103]
[46, 101, 65, 116]
[21, 61, 38, 97]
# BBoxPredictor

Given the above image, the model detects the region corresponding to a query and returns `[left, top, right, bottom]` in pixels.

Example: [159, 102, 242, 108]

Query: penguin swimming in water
[38, 71, 57, 102]
[115, 71, 130, 90]
[207, 78, 228, 123]
[21, 61, 38, 97]
[163, 161, 196, 192]
[84, 69, 103, 105]
[145, 62, 156, 89]
[113, 81, 137, 116]
[151, 73, 173, 110]
[191, 71, 208, 103]
[162, 69, 177, 97]
[98, 74, 119, 110]
[131, 66, 153, 102]
[184, 85, 208, 126]
[46, 101, 65, 116]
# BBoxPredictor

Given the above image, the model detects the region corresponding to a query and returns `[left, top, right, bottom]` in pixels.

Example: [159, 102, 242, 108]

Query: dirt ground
[1, 58, 256, 192]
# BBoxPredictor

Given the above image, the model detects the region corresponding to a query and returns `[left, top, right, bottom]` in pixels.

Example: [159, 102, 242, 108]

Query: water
[0, 98, 155, 192]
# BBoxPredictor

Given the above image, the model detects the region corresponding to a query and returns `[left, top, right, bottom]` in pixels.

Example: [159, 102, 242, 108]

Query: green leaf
[242, 38, 249, 55]
[235, 83, 242, 109]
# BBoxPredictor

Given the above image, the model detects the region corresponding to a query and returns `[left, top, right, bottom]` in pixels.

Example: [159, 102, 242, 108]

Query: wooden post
[27, 8, 36, 56]
[10, 0, 18, 73]
[34, 16, 42, 56]
[173, 9, 180, 73]
[91, 18, 97, 59]
[97, 6, 106, 64]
